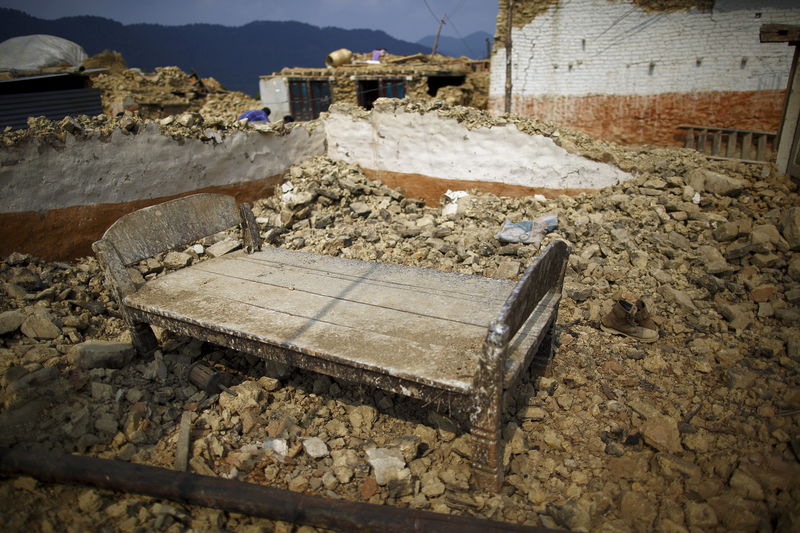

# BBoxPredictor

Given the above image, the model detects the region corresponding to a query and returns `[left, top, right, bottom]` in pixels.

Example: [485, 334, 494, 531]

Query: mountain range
[0, 8, 458, 96]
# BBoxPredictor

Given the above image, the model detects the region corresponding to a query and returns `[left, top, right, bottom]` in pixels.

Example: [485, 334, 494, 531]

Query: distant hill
[0, 8, 430, 95]
[417, 31, 493, 59]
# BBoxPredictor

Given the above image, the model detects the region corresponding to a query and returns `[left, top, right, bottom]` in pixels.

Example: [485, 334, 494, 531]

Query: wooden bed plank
[125, 265, 559, 392]
[191, 252, 511, 326]
[127, 276, 482, 391]
[243, 248, 513, 297]
[130, 267, 489, 348]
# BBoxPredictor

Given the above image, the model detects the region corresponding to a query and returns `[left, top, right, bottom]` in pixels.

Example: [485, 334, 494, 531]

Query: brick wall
[490, 0, 800, 145]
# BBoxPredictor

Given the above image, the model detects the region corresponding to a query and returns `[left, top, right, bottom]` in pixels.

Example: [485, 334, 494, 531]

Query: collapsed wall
[1, 100, 639, 260]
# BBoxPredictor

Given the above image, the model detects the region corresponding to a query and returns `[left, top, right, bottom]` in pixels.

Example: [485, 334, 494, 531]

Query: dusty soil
[1, 138, 799, 532]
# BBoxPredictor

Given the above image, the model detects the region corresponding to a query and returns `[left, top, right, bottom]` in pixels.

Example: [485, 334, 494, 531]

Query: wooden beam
[0, 447, 557, 533]
[504, 0, 514, 114]
[760, 24, 800, 44]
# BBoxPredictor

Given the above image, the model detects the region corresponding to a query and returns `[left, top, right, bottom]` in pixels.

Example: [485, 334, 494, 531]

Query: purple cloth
[371, 49, 385, 61]
[238, 109, 270, 122]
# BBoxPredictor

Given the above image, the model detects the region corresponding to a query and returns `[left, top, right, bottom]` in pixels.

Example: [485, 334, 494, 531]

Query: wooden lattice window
[289, 79, 331, 121]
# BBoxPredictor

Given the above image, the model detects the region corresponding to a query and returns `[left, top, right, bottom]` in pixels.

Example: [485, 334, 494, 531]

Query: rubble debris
[1, 128, 799, 531]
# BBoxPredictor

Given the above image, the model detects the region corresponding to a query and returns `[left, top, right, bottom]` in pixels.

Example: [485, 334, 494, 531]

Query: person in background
[283, 115, 294, 123]
[238, 107, 271, 122]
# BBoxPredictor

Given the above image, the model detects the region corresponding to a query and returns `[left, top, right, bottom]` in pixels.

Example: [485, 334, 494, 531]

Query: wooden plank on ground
[175, 411, 192, 472]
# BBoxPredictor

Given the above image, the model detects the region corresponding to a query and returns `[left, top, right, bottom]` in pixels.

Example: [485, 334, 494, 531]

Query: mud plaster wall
[323, 105, 632, 189]
[0, 125, 325, 259]
[491, 0, 799, 145]
[0, 124, 325, 213]
[332, 74, 356, 105]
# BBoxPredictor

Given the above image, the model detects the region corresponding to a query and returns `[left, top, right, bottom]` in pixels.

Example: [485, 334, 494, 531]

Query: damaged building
[491, 0, 800, 148]
[260, 50, 489, 120]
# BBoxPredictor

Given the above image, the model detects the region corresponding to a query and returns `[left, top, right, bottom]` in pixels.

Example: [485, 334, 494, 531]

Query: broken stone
[349, 202, 372, 217]
[729, 468, 765, 500]
[547, 499, 593, 532]
[713, 221, 739, 242]
[0, 309, 25, 335]
[206, 239, 240, 258]
[302, 437, 329, 459]
[493, 258, 520, 280]
[659, 285, 696, 311]
[20, 309, 61, 340]
[348, 405, 377, 432]
[752, 224, 789, 252]
[427, 411, 457, 441]
[782, 207, 800, 250]
[420, 471, 446, 497]
[331, 449, 360, 483]
[640, 414, 682, 454]
[717, 300, 753, 331]
[655, 453, 701, 478]
[162, 251, 192, 269]
[262, 438, 288, 459]
[685, 501, 718, 529]
[365, 447, 409, 486]
[91, 382, 114, 401]
[686, 168, 745, 196]
[78, 490, 104, 513]
[750, 284, 777, 303]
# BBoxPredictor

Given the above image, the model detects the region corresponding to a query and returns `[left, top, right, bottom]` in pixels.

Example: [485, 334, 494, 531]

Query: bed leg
[128, 320, 159, 356]
[470, 400, 504, 491]
[530, 320, 556, 378]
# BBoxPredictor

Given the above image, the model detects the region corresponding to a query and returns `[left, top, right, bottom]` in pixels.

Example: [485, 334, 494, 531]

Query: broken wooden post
[504, 0, 514, 114]
[174, 411, 193, 472]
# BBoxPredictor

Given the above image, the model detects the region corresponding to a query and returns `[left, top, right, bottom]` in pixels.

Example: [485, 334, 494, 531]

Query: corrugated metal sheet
[0, 88, 103, 130]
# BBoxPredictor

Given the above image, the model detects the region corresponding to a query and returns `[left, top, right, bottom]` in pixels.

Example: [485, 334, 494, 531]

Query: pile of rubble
[1, 105, 302, 149]
[89, 63, 261, 123]
[2, 147, 800, 531]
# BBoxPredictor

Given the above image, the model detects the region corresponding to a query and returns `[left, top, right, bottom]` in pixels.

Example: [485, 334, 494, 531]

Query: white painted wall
[260, 77, 291, 121]
[0, 123, 325, 212]
[490, 0, 800, 99]
[323, 104, 632, 189]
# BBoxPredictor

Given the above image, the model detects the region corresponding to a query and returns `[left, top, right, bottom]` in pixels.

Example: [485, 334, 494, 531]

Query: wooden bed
[93, 193, 570, 491]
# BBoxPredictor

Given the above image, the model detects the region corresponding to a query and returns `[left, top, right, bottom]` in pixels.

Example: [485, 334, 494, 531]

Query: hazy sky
[0, 0, 499, 43]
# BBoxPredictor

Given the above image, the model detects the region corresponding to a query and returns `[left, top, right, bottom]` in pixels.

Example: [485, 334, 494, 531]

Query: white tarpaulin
[0, 34, 88, 71]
